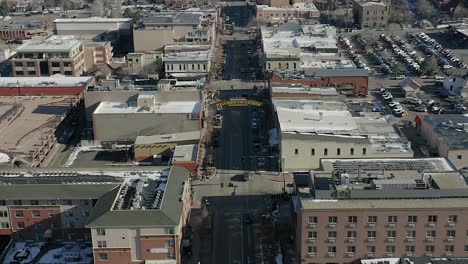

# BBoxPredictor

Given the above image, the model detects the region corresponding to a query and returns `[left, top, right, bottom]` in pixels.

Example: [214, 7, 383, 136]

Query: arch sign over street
[214, 99, 263, 108]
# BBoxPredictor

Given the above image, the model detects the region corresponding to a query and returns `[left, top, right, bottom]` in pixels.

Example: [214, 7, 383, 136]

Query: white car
[408, 98, 422, 105]
[388, 101, 400, 107]
[383, 93, 393, 100]
[392, 105, 403, 111]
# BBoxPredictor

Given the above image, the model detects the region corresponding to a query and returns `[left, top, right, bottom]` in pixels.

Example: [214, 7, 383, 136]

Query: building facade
[126, 51, 163, 74]
[83, 41, 113, 72]
[0, 75, 95, 96]
[0, 22, 47, 41]
[256, 4, 320, 23]
[53, 17, 133, 37]
[353, 0, 389, 29]
[12, 36, 85, 77]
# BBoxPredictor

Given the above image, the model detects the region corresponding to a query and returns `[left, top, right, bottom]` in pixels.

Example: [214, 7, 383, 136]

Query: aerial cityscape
[0, 0, 466, 264]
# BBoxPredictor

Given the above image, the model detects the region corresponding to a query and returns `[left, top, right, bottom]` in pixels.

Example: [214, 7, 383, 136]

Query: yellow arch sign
[214, 99, 263, 108]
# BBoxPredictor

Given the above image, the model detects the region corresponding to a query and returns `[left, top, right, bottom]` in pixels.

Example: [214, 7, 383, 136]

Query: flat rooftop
[141, 12, 202, 25]
[421, 114, 468, 150]
[321, 158, 456, 172]
[164, 50, 210, 62]
[54, 17, 132, 23]
[94, 100, 201, 114]
[16, 35, 82, 52]
[0, 22, 43, 30]
[355, 0, 387, 7]
[272, 86, 339, 96]
[135, 131, 200, 145]
[0, 75, 94, 87]
[172, 144, 198, 162]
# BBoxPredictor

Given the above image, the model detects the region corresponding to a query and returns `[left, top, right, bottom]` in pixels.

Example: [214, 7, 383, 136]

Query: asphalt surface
[223, 5, 256, 27]
[222, 39, 261, 81]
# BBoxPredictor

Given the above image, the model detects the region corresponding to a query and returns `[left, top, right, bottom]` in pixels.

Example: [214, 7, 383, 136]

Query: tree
[0, 0, 10, 17]
[416, 0, 437, 20]
[421, 56, 439, 75]
[91, 0, 105, 17]
[111, 0, 122, 18]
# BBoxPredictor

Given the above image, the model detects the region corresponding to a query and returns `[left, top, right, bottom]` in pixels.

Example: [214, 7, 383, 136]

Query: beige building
[353, 0, 389, 29]
[163, 50, 211, 79]
[83, 41, 113, 72]
[296, 158, 468, 263]
[417, 114, 468, 170]
[256, 3, 320, 23]
[92, 91, 202, 142]
[12, 36, 85, 77]
[273, 99, 413, 172]
[126, 51, 163, 74]
[133, 11, 217, 52]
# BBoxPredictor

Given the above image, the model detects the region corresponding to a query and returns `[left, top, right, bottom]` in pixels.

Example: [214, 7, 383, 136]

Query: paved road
[223, 5, 256, 27]
[223, 39, 260, 81]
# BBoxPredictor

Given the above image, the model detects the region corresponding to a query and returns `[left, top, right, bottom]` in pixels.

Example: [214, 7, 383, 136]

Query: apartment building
[273, 99, 413, 172]
[88, 166, 191, 264]
[416, 114, 468, 170]
[296, 158, 468, 263]
[256, 3, 320, 23]
[353, 0, 389, 29]
[83, 41, 113, 72]
[262, 23, 369, 94]
[92, 90, 202, 142]
[133, 11, 217, 52]
[0, 178, 120, 241]
[12, 36, 85, 77]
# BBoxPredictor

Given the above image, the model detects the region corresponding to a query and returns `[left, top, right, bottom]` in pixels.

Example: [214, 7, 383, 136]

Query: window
[328, 216, 337, 224]
[445, 245, 454, 252]
[428, 215, 437, 223]
[66, 200, 72, 206]
[337, 148, 340, 155]
[98, 253, 108, 260]
[457, 155, 462, 160]
[30, 200, 39, 205]
[13, 200, 22, 205]
[465, 245, 468, 252]
[66, 210, 73, 217]
[350, 148, 354, 155]
[387, 231, 396, 238]
[294, 149, 298, 155]
[448, 215, 458, 223]
[347, 246, 356, 253]
[0, 222, 9, 229]
[0, 201, 5, 206]
[165, 228, 174, 235]
[405, 245, 415, 253]
[0, 211, 7, 217]
[328, 231, 337, 238]
[347, 231, 356, 238]
[348, 216, 357, 223]
[27, 71, 36, 75]
[447, 230, 456, 237]
[324, 148, 328, 156]
[278, 63, 282, 69]
[327, 246, 336, 253]
[15, 211, 24, 218]
[408, 215, 417, 223]
[426, 230, 436, 238]
[367, 231, 376, 238]
[406, 230, 416, 238]
[368, 216, 377, 223]
[97, 241, 107, 248]
[387, 216, 397, 223]
[311, 148, 315, 156]
[362, 148, 367, 155]
[425, 245, 434, 252]
[286, 63, 289, 69]
[32, 210, 40, 217]
[48, 210, 56, 217]
[386, 246, 395, 253]
[51, 62, 60, 67]
[308, 216, 317, 224]
[308, 231, 317, 238]
[293, 62, 296, 69]
[367, 246, 375, 253]
[267, 63, 271, 69]
[34, 222, 42, 229]
[307, 246, 316, 253]
[17, 222, 25, 229]
[15, 71, 23, 76]
[165, 240, 175, 247]
[97, 228, 106, 236]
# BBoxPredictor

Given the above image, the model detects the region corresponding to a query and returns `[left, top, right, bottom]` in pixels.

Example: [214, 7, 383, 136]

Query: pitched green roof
[0, 184, 119, 200]
[87, 166, 189, 228]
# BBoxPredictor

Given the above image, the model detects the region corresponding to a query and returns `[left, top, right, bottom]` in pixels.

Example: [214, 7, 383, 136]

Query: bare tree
[91, 0, 105, 17]
[416, 0, 437, 19]
[112, 0, 122, 18]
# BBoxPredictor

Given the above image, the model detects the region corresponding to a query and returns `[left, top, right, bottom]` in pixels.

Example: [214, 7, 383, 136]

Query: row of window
[15, 210, 56, 218]
[267, 62, 297, 70]
[296, 148, 367, 156]
[166, 63, 207, 71]
[98, 251, 175, 261]
[308, 230, 458, 239]
[308, 215, 457, 224]
[16, 221, 57, 229]
[0, 199, 89, 206]
[307, 245, 460, 254]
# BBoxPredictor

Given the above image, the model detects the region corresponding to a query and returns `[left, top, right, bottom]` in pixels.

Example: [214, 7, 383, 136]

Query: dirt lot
[0, 96, 74, 160]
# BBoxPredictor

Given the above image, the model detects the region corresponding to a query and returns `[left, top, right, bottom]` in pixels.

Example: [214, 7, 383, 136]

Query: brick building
[0, 75, 95, 96]
[0, 22, 48, 41]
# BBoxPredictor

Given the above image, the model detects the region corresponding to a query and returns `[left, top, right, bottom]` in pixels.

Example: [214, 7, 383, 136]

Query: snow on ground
[37, 243, 93, 264]
[0, 152, 10, 163]
[4, 241, 42, 264]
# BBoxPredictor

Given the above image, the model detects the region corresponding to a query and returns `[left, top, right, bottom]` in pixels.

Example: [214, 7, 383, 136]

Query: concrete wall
[133, 28, 175, 52]
[297, 205, 468, 262]
[93, 112, 200, 142]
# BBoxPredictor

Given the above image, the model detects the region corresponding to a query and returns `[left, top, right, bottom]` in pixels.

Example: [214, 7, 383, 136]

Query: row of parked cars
[379, 89, 407, 117]
[338, 36, 369, 70]
[380, 34, 422, 75]
[407, 32, 468, 69]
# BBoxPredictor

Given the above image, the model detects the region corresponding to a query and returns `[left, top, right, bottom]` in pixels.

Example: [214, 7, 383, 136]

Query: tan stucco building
[353, 0, 389, 29]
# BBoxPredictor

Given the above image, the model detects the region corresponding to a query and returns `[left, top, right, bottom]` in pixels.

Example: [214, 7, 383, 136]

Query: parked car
[425, 99, 435, 106]
[414, 105, 427, 112]
[388, 101, 400, 108]
[407, 97, 422, 105]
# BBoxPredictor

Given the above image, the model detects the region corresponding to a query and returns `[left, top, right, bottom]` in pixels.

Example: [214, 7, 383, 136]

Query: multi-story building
[133, 11, 217, 52]
[256, 3, 320, 24]
[11, 36, 85, 77]
[163, 50, 211, 79]
[126, 51, 163, 74]
[87, 166, 191, 264]
[416, 114, 468, 170]
[83, 41, 113, 72]
[273, 99, 413, 171]
[92, 90, 202, 142]
[0, 22, 47, 41]
[296, 158, 468, 263]
[53, 17, 133, 37]
[442, 69, 468, 97]
[353, 0, 389, 29]
[262, 23, 369, 94]
[0, 166, 191, 264]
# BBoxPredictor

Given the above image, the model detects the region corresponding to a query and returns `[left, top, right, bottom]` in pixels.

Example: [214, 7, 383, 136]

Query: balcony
[307, 223, 316, 228]
[446, 237, 454, 242]
[405, 238, 414, 242]
[307, 252, 316, 257]
[366, 253, 375, 257]
[307, 238, 316, 243]
[386, 253, 394, 257]
[407, 223, 416, 228]
[427, 222, 436, 227]
[387, 223, 396, 228]
[327, 252, 336, 257]
[327, 238, 336, 243]
[425, 237, 434, 242]
[447, 222, 456, 227]
[405, 253, 413, 257]
[367, 223, 376, 228]
[367, 238, 375, 242]
[346, 252, 355, 257]
[444, 252, 453, 257]
[425, 252, 433, 257]
[347, 238, 356, 243]
[347, 223, 356, 228]
[386, 238, 395, 243]
[328, 223, 336, 228]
